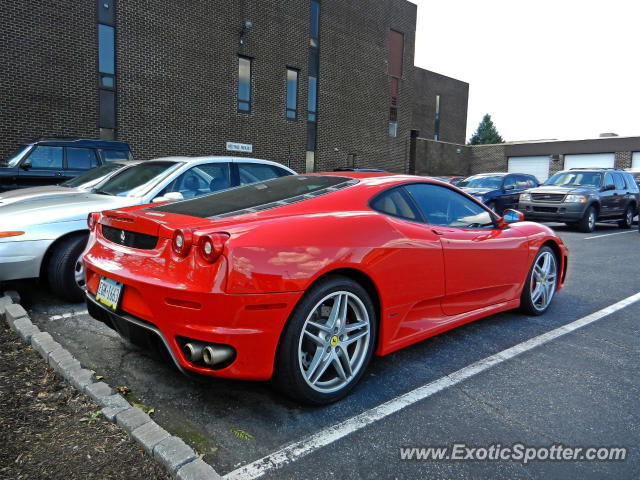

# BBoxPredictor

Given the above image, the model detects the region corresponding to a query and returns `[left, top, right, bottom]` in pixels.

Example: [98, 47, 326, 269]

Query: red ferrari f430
[84, 174, 568, 404]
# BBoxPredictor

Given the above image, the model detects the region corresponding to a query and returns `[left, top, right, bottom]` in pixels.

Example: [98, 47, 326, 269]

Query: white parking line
[48, 310, 88, 321]
[584, 230, 636, 240]
[224, 291, 640, 480]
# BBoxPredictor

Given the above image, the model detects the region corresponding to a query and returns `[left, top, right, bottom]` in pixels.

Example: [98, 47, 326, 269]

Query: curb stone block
[11, 317, 40, 344]
[49, 348, 74, 371]
[98, 393, 131, 410]
[176, 459, 222, 480]
[85, 382, 113, 402]
[3, 290, 20, 303]
[154, 437, 197, 475]
[132, 422, 171, 455]
[5, 304, 28, 325]
[116, 406, 152, 433]
[68, 368, 94, 391]
[31, 332, 62, 361]
[58, 359, 84, 379]
[102, 405, 131, 422]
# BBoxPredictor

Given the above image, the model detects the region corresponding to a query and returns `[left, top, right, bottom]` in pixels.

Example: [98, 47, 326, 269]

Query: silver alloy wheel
[625, 209, 633, 227]
[588, 210, 596, 231]
[74, 254, 86, 290]
[529, 251, 557, 312]
[298, 291, 370, 393]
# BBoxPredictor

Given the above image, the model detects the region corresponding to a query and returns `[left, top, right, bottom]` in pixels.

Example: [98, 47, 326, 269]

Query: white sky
[410, 0, 640, 143]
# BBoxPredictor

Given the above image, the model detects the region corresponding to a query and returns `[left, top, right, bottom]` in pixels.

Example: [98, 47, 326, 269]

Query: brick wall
[0, 0, 98, 159]
[413, 138, 469, 176]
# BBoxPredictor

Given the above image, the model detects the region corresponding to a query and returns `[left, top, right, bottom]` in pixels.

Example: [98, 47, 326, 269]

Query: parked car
[458, 173, 539, 214]
[432, 175, 465, 186]
[625, 168, 640, 188]
[333, 167, 388, 172]
[0, 160, 137, 207]
[0, 157, 295, 301]
[0, 137, 132, 192]
[518, 168, 639, 232]
[83, 173, 567, 404]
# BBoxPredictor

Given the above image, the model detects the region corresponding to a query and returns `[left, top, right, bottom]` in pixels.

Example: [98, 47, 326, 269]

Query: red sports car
[83, 173, 568, 404]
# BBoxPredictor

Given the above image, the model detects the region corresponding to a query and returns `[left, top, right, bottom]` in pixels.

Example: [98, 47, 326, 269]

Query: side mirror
[498, 209, 524, 227]
[152, 191, 184, 203]
[602, 184, 615, 191]
[503, 185, 515, 191]
[20, 161, 31, 171]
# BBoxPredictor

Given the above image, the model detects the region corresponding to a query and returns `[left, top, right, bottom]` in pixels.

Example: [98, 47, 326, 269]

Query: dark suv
[0, 137, 132, 192]
[458, 172, 539, 214]
[518, 168, 639, 232]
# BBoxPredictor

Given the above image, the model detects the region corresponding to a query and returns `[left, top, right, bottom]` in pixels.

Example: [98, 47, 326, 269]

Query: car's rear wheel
[47, 234, 88, 303]
[618, 205, 634, 229]
[520, 246, 558, 316]
[273, 275, 376, 405]
[578, 206, 597, 233]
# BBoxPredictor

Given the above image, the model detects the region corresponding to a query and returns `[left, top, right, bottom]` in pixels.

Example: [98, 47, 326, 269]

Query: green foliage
[469, 114, 504, 145]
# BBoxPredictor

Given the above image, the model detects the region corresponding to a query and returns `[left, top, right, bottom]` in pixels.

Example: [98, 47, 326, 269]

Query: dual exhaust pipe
[184, 342, 235, 367]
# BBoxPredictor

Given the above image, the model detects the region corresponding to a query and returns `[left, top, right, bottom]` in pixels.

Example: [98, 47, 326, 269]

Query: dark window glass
[150, 175, 352, 219]
[102, 150, 130, 162]
[308, 47, 319, 76]
[613, 172, 625, 190]
[503, 176, 516, 189]
[101, 75, 114, 88]
[308, 76, 317, 120]
[238, 57, 251, 113]
[162, 163, 231, 198]
[26, 146, 63, 169]
[405, 183, 493, 229]
[370, 187, 419, 221]
[604, 172, 615, 187]
[306, 122, 317, 151]
[98, 24, 115, 75]
[239, 163, 290, 185]
[286, 69, 298, 119]
[66, 148, 97, 169]
[96, 161, 181, 197]
[310, 1, 320, 40]
[61, 163, 123, 188]
[99, 89, 116, 129]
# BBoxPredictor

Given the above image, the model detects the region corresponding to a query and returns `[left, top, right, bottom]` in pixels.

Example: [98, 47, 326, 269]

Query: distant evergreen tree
[468, 114, 504, 145]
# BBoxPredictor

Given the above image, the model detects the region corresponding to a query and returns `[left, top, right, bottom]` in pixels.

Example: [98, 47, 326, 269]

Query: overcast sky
[410, 0, 640, 143]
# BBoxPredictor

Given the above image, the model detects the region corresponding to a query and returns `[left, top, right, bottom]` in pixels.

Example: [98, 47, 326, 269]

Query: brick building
[1, 0, 469, 174]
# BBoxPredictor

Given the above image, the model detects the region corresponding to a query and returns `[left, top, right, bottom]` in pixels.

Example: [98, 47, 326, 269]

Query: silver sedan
[0, 156, 295, 301]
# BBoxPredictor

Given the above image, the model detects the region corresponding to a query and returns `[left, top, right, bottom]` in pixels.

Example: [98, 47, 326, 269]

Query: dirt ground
[0, 318, 170, 480]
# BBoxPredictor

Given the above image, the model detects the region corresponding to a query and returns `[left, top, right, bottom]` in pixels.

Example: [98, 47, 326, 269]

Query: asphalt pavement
[3, 223, 639, 479]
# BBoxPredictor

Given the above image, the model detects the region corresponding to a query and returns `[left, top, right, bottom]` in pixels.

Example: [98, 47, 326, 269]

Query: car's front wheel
[47, 234, 88, 303]
[618, 205, 634, 229]
[520, 246, 558, 316]
[578, 206, 597, 233]
[273, 275, 376, 405]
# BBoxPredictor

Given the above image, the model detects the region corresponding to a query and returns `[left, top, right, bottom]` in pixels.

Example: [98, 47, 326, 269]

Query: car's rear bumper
[0, 239, 52, 280]
[518, 201, 586, 222]
[83, 253, 303, 381]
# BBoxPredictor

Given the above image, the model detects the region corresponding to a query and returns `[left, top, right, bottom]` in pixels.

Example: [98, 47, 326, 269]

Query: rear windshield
[61, 162, 124, 188]
[149, 175, 354, 219]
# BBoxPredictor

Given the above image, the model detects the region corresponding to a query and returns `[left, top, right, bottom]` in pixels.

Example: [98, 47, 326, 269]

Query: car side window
[164, 163, 231, 198]
[102, 149, 130, 163]
[503, 176, 516, 190]
[238, 163, 283, 185]
[24, 146, 63, 169]
[66, 147, 98, 169]
[404, 183, 494, 229]
[604, 172, 615, 188]
[612, 173, 625, 190]
[370, 187, 419, 221]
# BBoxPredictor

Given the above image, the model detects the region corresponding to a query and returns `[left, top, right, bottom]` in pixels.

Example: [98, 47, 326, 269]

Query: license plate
[95, 276, 123, 311]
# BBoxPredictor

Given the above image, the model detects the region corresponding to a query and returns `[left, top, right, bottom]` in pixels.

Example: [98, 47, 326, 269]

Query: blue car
[459, 172, 539, 214]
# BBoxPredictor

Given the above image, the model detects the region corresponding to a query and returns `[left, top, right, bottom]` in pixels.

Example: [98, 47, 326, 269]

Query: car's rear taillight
[87, 212, 100, 232]
[172, 228, 193, 257]
[199, 233, 229, 263]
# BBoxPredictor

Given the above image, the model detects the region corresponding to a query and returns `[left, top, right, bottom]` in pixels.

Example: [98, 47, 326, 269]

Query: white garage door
[564, 153, 615, 170]
[632, 152, 640, 168]
[508, 156, 550, 182]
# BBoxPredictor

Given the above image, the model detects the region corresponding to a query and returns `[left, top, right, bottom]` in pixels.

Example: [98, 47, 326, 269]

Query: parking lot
[3, 223, 639, 479]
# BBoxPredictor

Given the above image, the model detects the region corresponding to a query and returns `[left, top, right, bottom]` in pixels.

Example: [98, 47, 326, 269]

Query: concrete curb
[0, 293, 222, 480]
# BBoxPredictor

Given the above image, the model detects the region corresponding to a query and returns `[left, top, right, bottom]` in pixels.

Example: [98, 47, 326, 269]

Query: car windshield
[93, 161, 182, 197]
[457, 175, 503, 189]
[61, 163, 125, 188]
[544, 172, 602, 188]
[149, 175, 355, 219]
[1, 145, 32, 168]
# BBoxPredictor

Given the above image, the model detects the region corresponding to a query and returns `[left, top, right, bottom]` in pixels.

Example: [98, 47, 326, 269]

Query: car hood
[0, 185, 83, 206]
[527, 185, 593, 195]
[0, 192, 143, 229]
[461, 187, 494, 196]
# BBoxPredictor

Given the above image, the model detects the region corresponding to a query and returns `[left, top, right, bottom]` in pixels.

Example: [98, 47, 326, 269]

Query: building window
[238, 56, 251, 113]
[307, 76, 317, 122]
[98, 24, 115, 76]
[97, 1, 116, 137]
[388, 30, 404, 137]
[310, 0, 320, 47]
[286, 68, 298, 119]
[389, 107, 398, 137]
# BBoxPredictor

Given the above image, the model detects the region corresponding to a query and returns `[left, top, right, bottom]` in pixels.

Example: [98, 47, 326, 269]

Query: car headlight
[519, 193, 531, 202]
[564, 194, 587, 203]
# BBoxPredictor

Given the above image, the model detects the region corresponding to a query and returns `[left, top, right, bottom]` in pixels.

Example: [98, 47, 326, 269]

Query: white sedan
[0, 156, 295, 301]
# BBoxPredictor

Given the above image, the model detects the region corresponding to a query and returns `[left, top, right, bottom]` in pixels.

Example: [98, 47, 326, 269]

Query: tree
[468, 114, 504, 145]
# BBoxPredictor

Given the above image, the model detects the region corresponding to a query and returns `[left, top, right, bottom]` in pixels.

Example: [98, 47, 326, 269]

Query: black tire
[618, 205, 634, 229]
[520, 246, 558, 316]
[273, 275, 377, 405]
[47, 234, 88, 303]
[578, 206, 597, 233]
